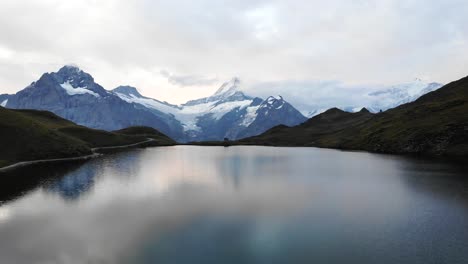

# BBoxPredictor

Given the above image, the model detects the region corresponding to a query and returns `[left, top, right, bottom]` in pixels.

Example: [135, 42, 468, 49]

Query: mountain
[240, 76, 468, 156]
[4, 65, 185, 140]
[300, 79, 444, 118]
[236, 96, 308, 139]
[0, 94, 8, 107]
[239, 107, 374, 146]
[0, 106, 174, 168]
[113, 78, 307, 141]
[2, 67, 306, 142]
[364, 79, 444, 112]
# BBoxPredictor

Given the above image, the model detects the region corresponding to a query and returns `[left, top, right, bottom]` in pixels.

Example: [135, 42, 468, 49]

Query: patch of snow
[366, 80, 443, 111]
[115, 93, 179, 114]
[60, 81, 99, 97]
[241, 105, 260, 127]
[116, 90, 253, 132]
[176, 100, 252, 131]
[1, 99, 7, 107]
[210, 100, 252, 120]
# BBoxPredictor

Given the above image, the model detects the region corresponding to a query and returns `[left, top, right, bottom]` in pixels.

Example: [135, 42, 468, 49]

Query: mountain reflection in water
[0, 146, 467, 264]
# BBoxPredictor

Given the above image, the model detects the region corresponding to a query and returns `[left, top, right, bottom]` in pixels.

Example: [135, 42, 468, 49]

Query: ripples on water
[0, 146, 467, 264]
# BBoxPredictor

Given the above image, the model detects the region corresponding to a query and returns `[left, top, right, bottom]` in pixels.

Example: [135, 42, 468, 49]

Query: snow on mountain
[298, 79, 444, 117]
[3, 65, 307, 141]
[240, 105, 261, 127]
[4, 66, 185, 140]
[54, 65, 109, 97]
[113, 79, 256, 133]
[0, 94, 9, 107]
[113, 78, 306, 140]
[366, 79, 443, 112]
[183, 77, 242, 106]
[264, 96, 285, 109]
[113, 86, 180, 116]
[213, 77, 240, 97]
[201, 100, 253, 120]
[236, 95, 307, 139]
[60, 81, 100, 97]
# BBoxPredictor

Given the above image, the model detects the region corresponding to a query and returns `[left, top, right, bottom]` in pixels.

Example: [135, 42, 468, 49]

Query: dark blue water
[0, 146, 467, 264]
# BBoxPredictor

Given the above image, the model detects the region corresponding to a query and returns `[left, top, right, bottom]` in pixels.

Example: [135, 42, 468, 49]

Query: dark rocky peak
[250, 97, 264, 106]
[322, 107, 346, 115]
[303, 107, 348, 125]
[113, 86, 144, 98]
[46, 65, 108, 96]
[359, 107, 370, 113]
[261, 96, 285, 109]
[55, 65, 94, 84]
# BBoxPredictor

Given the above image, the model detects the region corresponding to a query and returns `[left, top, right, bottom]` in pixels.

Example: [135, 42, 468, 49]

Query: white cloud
[160, 70, 219, 87]
[0, 0, 467, 104]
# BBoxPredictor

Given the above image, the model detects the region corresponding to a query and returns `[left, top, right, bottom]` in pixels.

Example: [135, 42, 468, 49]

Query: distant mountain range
[1, 66, 306, 142]
[364, 79, 444, 112]
[301, 79, 444, 117]
[1, 65, 445, 142]
[239, 76, 468, 156]
[112, 77, 306, 141]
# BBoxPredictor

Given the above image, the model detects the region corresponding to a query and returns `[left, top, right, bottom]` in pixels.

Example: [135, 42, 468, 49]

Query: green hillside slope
[240, 75, 468, 156]
[0, 108, 175, 167]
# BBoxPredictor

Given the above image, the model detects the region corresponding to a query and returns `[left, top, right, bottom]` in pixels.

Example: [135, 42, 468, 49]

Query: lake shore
[0, 138, 157, 173]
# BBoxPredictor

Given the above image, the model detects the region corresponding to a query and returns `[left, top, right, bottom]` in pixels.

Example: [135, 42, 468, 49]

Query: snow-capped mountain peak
[266, 95, 283, 102]
[56, 65, 88, 80]
[213, 77, 240, 97]
[183, 77, 248, 106]
[48, 65, 109, 97]
[264, 95, 285, 109]
[367, 79, 443, 111]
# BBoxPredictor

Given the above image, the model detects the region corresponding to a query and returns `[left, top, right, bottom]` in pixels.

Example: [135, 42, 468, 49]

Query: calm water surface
[0, 146, 467, 264]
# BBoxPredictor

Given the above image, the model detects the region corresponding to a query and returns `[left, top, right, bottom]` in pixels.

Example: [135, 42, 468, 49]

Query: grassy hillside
[0, 107, 91, 167]
[240, 75, 468, 156]
[240, 108, 374, 146]
[0, 108, 176, 168]
[114, 126, 176, 146]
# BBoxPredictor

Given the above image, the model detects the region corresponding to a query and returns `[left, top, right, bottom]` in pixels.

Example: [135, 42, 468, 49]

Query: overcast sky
[0, 0, 467, 105]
